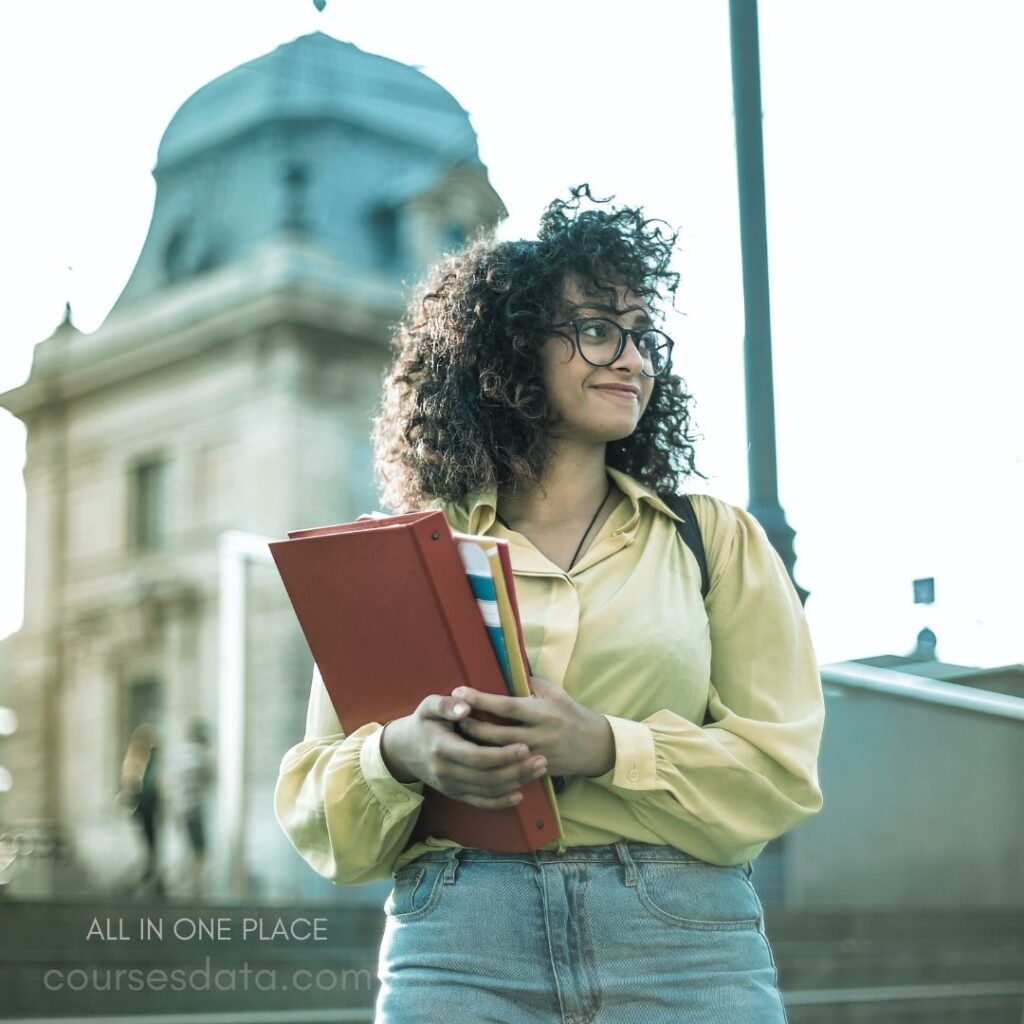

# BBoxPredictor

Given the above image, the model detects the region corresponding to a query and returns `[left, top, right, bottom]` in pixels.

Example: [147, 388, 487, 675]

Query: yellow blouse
[273, 467, 825, 885]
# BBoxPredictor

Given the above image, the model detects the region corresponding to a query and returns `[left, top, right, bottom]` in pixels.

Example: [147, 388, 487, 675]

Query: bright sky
[1, 1, 1021, 667]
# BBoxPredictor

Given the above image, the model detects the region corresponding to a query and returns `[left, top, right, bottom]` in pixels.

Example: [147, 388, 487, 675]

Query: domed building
[115, 32, 500, 310]
[0, 32, 504, 902]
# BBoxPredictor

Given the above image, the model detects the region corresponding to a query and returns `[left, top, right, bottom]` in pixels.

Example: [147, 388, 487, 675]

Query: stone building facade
[0, 32, 503, 901]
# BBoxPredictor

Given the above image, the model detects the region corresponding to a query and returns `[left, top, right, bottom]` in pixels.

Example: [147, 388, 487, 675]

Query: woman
[274, 185, 824, 1023]
[120, 723, 165, 899]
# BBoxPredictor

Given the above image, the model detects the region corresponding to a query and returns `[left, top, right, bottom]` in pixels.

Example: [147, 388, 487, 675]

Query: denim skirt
[375, 840, 788, 1024]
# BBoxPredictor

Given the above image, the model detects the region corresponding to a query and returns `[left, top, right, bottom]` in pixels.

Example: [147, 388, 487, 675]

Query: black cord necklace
[495, 481, 613, 571]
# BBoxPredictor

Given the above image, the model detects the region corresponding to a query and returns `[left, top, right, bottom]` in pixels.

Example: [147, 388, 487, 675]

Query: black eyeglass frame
[549, 318, 675, 377]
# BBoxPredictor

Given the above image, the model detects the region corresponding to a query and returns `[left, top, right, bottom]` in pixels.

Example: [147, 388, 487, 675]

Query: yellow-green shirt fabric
[273, 467, 825, 885]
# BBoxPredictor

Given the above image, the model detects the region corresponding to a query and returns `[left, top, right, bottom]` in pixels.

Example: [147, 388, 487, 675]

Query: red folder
[269, 510, 562, 852]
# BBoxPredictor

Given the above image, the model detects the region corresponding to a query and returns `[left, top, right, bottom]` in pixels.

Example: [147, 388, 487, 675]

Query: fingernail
[451, 702, 469, 716]
[451, 686, 466, 697]
[510, 792, 523, 804]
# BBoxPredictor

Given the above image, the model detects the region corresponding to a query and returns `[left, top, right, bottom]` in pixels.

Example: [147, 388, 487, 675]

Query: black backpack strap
[659, 492, 710, 601]
[660, 492, 714, 726]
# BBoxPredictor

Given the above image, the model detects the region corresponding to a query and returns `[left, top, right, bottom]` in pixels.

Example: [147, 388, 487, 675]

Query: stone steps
[785, 982, 1024, 1024]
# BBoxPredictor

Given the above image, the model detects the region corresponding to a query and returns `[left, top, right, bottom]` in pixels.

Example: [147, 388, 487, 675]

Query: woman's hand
[450, 677, 615, 780]
[379, 693, 549, 810]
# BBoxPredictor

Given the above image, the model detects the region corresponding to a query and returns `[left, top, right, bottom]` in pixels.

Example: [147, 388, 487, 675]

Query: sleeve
[273, 664, 427, 885]
[588, 496, 825, 866]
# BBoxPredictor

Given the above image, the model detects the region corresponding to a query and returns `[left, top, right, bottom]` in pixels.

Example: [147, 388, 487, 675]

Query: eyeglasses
[550, 318, 674, 377]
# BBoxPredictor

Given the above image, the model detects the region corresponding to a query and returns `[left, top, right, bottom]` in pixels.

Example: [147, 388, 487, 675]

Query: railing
[815, 659, 1024, 905]
[820, 660, 1024, 722]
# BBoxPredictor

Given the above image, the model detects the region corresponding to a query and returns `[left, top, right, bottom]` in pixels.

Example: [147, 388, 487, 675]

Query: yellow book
[482, 545, 532, 699]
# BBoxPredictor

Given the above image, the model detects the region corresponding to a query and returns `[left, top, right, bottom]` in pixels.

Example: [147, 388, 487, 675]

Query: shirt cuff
[358, 726, 426, 811]
[588, 714, 659, 795]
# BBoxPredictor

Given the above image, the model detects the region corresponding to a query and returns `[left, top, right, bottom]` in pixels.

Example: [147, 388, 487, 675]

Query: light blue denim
[375, 840, 789, 1024]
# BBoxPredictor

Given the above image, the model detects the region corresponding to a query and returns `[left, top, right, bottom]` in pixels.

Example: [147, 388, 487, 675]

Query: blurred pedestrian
[119, 723, 164, 898]
[179, 718, 214, 899]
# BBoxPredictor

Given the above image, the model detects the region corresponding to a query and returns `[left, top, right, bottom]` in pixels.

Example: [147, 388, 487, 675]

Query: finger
[438, 733, 533, 770]
[450, 686, 543, 723]
[439, 753, 548, 795]
[457, 715, 531, 747]
[418, 693, 472, 723]
[457, 790, 525, 810]
[528, 676, 560, 697]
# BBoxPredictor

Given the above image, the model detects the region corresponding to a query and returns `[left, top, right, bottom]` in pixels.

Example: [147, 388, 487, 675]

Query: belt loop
[442, 846, 462, 884]
[614, 840, 638, 887]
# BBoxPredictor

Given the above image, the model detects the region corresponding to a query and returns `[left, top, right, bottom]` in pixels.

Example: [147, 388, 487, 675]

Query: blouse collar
[447, 466, 685, 537]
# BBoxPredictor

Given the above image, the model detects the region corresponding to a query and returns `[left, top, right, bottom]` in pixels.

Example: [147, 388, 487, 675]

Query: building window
[120, 678, 163, 791]
[164, 220, 194, 284]
[441, 222, 466, 254]
[345, 435, 380, 519]
[129, 457, 167, 552]
[371, 205, 400, 270]
[125, 678, 162, 740]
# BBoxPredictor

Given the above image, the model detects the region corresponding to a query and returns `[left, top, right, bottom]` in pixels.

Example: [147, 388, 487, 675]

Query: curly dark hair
[371, 184, 704, 511]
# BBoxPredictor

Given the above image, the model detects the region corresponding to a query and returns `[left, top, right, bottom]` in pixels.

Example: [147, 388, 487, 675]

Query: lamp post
[729, 0, 808, 605]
